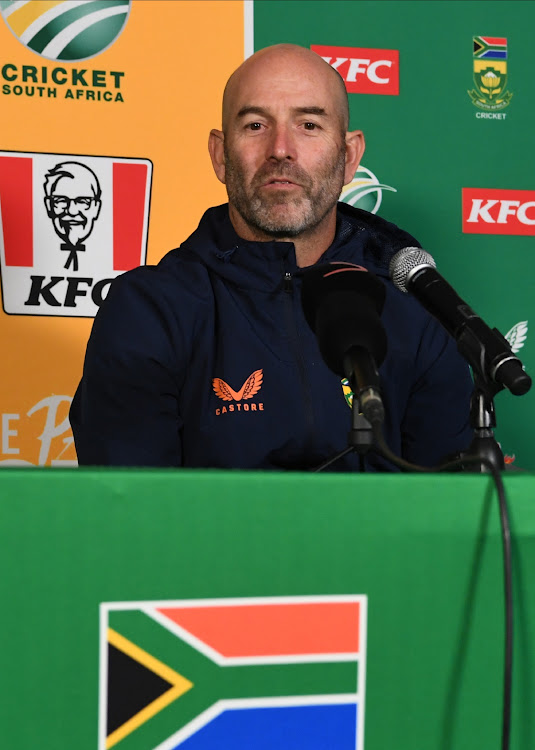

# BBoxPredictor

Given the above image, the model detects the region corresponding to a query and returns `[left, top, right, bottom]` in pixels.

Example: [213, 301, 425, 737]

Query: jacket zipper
[282, 268, 317, 458]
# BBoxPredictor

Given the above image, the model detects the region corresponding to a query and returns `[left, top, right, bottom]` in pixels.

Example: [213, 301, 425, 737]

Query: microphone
[390, 247, 532, 396]
[301, 262, 388, 423]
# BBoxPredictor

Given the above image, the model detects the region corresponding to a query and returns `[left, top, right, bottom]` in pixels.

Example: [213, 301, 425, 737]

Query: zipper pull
[284, 272, 292, 292]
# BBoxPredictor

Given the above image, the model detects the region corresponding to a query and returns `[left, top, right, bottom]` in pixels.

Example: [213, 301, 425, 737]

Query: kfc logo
[44, 162, 102, 272]
[463, 188, 535, 235]
[0, 151, 152, 316]
[311, 45, 399, 95]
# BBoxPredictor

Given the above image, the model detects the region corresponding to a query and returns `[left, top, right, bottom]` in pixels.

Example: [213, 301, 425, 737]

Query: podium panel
[0, 470, 534, 749]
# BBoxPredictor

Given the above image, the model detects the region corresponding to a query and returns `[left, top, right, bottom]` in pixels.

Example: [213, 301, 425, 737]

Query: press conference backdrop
[0, 1, 533, 468]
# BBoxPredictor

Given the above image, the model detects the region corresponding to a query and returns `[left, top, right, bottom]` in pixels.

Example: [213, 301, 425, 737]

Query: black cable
[312, 446, 354, 473]
[370, 423, 513, 750]
[496, 468, 513, 750]
[314, 424, 513, 750]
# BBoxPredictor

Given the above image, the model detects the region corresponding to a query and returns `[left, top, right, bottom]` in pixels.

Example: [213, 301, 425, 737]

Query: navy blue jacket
[70, 203, 473, 470]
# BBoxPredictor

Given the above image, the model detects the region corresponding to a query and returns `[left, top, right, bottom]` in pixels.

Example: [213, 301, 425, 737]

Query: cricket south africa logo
[0, 0, 132, 61]
[100, 596, 367, 750]
[0, 150, 152, 317]
[468, 36, 512, 112]
[340, 166, 396, 214]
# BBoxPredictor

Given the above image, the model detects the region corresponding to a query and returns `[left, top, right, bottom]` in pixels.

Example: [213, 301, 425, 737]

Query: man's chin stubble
[241, 196, 319, 238]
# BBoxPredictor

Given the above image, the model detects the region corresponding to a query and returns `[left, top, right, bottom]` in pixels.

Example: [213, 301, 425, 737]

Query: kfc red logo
[311, 45, 399, 95]
[0, 151, 152, 316]
[462, 188, 535, 236]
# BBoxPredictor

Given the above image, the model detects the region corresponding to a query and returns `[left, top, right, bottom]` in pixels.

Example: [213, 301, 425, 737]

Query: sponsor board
[100, 595, 367, 750]
[0, 150, 152, 316]
[462, 188, 535, 235]
[311, 44, 399, 95]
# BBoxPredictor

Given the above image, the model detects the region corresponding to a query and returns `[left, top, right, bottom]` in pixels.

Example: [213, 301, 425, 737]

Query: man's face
[223, 127, 347, 239]
[47, 174, 101, 246]
[213, 50, 361, 241]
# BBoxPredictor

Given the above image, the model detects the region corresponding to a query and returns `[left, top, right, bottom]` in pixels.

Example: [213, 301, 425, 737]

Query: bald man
[70, 44, 472, 470]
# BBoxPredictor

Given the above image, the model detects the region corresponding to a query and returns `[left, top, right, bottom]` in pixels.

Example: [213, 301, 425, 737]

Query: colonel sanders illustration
[44, 161, 102, 271]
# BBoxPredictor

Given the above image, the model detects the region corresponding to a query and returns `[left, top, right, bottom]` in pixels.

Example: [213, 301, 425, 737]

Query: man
[44, 161, 102, 272]
[70, 44, 472, 470]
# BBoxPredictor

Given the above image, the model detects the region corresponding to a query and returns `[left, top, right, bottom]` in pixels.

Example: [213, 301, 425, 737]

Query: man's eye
[246, 122, 263, 130]
[303, 122, 318, 130]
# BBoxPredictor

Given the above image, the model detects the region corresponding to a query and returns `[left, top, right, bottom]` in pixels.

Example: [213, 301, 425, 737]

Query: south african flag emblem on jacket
[99, 595, 367, 750]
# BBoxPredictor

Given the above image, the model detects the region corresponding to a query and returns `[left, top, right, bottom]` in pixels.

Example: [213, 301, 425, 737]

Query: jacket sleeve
[400, 315, 474, 467]
[69, 268, 185, 467]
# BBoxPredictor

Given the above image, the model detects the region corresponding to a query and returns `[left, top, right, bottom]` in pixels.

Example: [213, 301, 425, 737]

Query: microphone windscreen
[301, 262, 386, 329]
[301, 263, 387, 377]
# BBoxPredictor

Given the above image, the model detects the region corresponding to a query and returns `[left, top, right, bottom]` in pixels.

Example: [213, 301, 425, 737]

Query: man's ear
[44, 196, 53, 218]
[343, 129, 365, 185]
[208, 129, 226, 184]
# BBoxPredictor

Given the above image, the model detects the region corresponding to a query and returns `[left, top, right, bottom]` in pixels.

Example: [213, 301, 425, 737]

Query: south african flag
[473, 36, 508, 60]
[100, 596, 367, 750]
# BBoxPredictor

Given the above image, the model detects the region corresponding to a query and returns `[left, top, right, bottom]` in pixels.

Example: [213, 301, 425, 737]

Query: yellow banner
[0, 0, 245, 465]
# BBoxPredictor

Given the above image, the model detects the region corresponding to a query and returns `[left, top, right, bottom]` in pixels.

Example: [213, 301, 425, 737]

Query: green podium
[0, 469, 534, 749]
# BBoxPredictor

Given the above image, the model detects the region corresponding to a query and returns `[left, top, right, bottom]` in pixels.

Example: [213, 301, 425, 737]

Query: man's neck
[228, 205, 337, 268]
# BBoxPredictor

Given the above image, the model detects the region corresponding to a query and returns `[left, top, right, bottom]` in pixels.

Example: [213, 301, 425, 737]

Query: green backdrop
[254, 0, 534, 468]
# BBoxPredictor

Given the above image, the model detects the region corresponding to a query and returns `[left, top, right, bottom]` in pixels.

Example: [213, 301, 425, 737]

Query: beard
[223, 144, 347, 239]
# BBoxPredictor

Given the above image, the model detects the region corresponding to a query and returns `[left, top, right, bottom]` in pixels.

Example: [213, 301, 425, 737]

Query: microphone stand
[343, 346, 384, 472]
[312, 350, 379, 473]
[461, 371, 505, 473]
[348, 399, 374, 472]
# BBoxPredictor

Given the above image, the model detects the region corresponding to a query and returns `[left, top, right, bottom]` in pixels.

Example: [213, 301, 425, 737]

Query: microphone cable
[314, 425, 513, 750]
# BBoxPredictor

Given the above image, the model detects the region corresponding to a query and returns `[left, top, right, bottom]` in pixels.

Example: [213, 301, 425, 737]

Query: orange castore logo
[213, 369, 263, 401]
[213, 369, 264, 416]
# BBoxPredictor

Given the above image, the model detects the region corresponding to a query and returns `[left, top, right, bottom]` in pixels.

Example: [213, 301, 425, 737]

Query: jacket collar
[179, 203, 417, 290]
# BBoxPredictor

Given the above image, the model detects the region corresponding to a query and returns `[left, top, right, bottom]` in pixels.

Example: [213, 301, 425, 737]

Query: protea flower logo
[339, 165, 397, 214]
[0, 0, 132, 62]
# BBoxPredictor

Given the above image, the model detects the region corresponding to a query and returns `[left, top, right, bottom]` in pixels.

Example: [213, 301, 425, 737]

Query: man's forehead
[223, 46, 348, 129]
[227, 79, 340, 123]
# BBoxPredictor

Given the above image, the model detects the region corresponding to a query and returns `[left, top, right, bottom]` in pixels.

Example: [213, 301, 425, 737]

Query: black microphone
[390, 247, 532, 396]
[301, 262, 388, 423]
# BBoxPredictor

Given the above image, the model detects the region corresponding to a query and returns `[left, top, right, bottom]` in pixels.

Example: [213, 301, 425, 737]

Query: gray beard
[224, 148, 346, 239]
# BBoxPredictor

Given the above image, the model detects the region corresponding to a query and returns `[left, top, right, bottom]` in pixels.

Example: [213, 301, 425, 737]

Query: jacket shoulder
[337, 202, 421, 271]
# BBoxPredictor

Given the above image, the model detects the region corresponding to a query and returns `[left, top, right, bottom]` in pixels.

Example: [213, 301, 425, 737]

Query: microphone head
[301, 262, 387, 377]
[389, 247, 436, 293]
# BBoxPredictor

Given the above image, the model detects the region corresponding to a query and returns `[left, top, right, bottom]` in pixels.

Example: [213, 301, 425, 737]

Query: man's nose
[67, 199, 80, 214]
[267, 124, 296, 161]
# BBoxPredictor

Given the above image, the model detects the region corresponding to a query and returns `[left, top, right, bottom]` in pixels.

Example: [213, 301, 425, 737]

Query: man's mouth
[263, 178, 299, 187]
